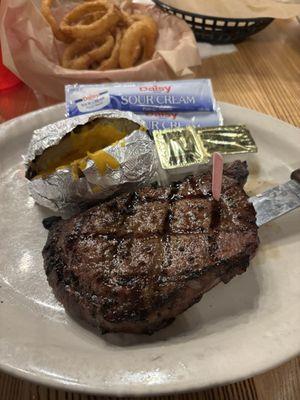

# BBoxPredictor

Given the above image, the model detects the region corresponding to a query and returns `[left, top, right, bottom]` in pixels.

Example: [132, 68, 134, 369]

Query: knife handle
[291, 169, 300, 184]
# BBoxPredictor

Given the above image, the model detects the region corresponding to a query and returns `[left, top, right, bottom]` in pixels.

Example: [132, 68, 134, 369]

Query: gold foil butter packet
[153, 125, 257, 170]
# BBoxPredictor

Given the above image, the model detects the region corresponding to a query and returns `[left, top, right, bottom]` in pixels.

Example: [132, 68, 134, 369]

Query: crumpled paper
[160, 0, 300, 20]
[135, 0, 239, 59]
[0, 0, 201, 100]
[197, 43, 237, 59]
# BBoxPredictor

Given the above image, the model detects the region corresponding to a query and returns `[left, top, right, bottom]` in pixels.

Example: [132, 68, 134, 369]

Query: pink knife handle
[291, 169, 300, 184]
[212, 152, 224, 201]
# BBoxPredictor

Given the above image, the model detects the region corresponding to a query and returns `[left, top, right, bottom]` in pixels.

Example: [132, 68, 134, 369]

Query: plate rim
[1, 352, 298, 397]
[0, 102, 299, 396]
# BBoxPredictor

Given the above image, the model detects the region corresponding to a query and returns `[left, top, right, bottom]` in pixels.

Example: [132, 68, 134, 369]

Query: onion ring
[60, 1, 121, 40]
[119, 17, 157, 68]
[62, 34, 115, 70]
[79, 10, 106, 25]
[118, 11, 134, 28]
[99, 29, 123, 71]
[41, 0, 71, 42]
[131, 14, 158, 62]
[131, 15, 157, 33]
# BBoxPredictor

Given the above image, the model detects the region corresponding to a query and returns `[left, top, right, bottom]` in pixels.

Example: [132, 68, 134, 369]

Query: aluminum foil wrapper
[25, 110, 158, 215]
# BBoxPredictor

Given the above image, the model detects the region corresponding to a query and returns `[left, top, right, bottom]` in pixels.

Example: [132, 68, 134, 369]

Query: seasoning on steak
[43, 160, 259, 334]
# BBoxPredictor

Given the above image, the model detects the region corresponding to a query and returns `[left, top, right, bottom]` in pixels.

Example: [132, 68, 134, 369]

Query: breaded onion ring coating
[62, 34, 115, 69]
[41, 0, 71, 42]
[99, 28, 123, 70]
[60, 1, 121, 40]
[119, 17, 158, 68]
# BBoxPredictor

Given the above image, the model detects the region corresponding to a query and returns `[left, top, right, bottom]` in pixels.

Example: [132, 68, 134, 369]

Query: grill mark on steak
[207, 199, 221, 263]
[121, 191, 140, 216]
[161, 182, 181, 278]
[210, 199, 221, 230]
[43, 160, 259, 334]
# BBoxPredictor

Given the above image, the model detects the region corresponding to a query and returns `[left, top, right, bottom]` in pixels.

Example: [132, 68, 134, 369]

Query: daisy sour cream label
[66, 80, 216, 117]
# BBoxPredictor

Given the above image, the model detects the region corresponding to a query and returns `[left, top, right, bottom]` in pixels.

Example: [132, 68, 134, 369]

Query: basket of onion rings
[0, 0, 202, 100]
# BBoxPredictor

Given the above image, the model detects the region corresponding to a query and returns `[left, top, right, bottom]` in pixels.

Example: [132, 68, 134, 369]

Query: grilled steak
[43, 160, 259, 334]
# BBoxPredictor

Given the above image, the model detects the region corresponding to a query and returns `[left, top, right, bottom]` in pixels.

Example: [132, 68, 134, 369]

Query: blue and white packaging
[137, 110, 223, 131]
[65, 80, 216, 117]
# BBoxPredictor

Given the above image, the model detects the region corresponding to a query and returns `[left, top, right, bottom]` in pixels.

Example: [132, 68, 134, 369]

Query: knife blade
[250, 169, 300, 226]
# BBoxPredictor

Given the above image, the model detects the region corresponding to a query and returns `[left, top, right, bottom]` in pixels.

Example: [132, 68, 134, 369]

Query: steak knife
[250, 169, 300, 226]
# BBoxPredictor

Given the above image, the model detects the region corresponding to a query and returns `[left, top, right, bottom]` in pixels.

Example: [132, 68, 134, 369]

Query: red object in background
[0, 47, 21, 91]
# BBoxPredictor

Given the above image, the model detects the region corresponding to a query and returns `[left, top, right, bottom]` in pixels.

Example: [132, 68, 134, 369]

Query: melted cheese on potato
[35, 123, 126, 178]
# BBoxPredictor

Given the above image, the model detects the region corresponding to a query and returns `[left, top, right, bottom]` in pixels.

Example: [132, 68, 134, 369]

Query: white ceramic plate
[0, 103, 299, 395]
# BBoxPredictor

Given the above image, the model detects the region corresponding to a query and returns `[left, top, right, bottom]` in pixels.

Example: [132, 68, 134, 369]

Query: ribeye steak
[43, 160, 259, 334]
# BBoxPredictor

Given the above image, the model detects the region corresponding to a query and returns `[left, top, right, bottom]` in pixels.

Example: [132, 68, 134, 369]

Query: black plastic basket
[153, 0, 273, 44]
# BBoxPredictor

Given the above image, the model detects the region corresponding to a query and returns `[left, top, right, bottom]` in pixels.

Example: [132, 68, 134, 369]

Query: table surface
[0, 18, 300, 400]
